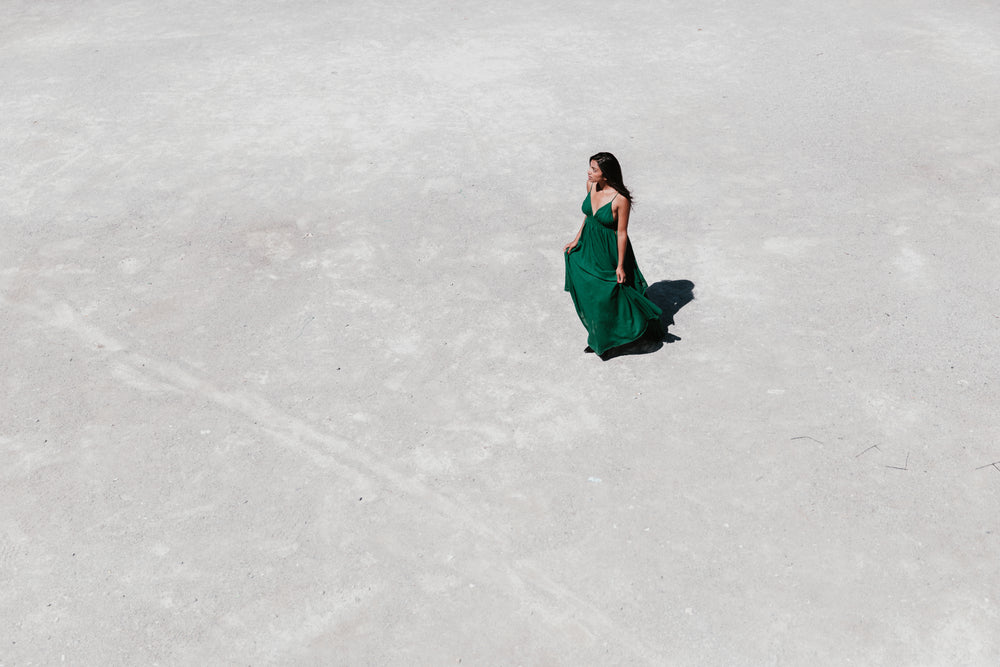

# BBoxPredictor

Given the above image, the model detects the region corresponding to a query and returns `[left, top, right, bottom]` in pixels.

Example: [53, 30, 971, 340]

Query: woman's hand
[564, 240, 578, 253]
[616, 266, 626, 283]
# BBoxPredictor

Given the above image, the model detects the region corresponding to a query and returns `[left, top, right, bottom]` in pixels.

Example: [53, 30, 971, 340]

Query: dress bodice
[582, 190, 617, 228]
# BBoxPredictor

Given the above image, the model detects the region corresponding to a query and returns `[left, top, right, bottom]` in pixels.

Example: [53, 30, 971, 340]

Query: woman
[564, 152, 663, 357]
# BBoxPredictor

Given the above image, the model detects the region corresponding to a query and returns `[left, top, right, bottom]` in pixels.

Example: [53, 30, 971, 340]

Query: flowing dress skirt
[564, 216, 663, 355]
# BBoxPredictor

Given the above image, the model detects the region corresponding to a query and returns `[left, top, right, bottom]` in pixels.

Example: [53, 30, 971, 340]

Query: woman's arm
[614, 197, 630, 283]
[564, 181, 593, 253]
[564, 220, 585, 253]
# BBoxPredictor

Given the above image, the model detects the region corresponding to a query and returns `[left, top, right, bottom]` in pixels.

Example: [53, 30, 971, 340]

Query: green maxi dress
[564, 189, 663, 355]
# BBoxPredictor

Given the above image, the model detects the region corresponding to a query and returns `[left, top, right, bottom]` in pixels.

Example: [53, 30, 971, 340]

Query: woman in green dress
[564, 152, 663, 357]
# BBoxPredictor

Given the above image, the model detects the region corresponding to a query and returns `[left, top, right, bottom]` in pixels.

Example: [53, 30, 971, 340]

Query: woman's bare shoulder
[613, 192, 630, 212]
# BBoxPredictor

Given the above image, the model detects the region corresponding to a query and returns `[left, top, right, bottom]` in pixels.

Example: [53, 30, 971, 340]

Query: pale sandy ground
[3, 1, 1000, 664]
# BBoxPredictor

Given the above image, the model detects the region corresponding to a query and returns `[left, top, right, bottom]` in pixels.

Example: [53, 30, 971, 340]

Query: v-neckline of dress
[589, 188, 615, 217]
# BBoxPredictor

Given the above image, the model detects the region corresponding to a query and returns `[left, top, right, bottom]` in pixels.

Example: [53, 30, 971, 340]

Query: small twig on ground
[291, 315, 315, 341]
[855, 444, 880, 458]
[975, 461, 1000, 472]
[886, 453, 909, 471]
[792, 436, 824, 445]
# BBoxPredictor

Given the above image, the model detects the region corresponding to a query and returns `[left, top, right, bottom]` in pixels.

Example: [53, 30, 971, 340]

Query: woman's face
[588, 160, 604, 184]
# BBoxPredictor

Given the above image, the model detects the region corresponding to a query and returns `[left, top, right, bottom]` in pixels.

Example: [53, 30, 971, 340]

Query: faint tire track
[9, 296, 665, 662]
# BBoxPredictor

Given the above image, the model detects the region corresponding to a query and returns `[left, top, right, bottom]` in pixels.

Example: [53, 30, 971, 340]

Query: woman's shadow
[601, 279, 695, 360]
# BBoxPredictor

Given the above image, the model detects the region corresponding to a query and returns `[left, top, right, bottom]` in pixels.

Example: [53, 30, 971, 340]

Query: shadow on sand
[600, 279, 695, 360]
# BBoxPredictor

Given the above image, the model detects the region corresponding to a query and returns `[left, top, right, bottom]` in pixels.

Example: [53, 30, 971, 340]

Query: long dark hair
[590, 152, 633, 204]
